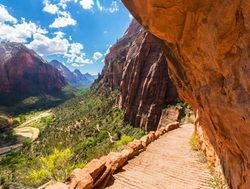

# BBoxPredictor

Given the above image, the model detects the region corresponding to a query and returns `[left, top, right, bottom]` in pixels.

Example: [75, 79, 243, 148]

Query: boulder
[83, 159, 106, 180]
[68, 168, 93, 189]
[45, 182, 69, 189]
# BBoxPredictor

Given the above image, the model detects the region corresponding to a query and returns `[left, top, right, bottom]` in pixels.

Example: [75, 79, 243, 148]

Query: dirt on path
[106, 124, 212, 189]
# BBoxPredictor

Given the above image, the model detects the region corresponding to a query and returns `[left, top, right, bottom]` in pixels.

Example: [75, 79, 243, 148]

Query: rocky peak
[73, 69, 82, 76]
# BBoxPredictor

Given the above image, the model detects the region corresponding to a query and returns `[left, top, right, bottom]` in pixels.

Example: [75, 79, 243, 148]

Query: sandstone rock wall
[122, 0, 250, 188]
[119, 32, 177, 131]
[100, 20, 178, 131]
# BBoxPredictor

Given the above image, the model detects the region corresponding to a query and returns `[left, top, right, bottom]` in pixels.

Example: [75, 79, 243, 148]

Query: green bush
[12, 117, 21, 125]
[29, 148, 73, 186]
[115, 134, 133, 149]
[189, 133, 200, 151]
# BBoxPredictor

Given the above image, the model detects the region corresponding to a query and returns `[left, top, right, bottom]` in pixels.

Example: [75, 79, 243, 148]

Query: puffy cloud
[0, 2, 102, 67]
[64, 42, 84, 62]
[27, 32, 69, 56]
[93, 52, 103, 61]
[96, 0, 119, 13]
[27, 33, 95, 65]
[49, 11, 76, 28]
[0, 18, 47, 43]
[43, 0, 59, 14]
[0, 4, 17, 23]
[58, 0, 71, 9]
[79, 0, 94, 10]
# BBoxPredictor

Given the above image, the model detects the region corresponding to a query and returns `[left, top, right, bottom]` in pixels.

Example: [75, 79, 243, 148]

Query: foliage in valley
[0, 89, 145, 188]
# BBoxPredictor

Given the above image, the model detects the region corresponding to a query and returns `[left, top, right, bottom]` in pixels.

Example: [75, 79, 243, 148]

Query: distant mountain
[0, 42, 66, 105]
[49, 60, 96, 88]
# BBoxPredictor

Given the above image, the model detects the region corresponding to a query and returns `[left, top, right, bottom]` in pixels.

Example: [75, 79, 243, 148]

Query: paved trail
[106, 124, 212, 189]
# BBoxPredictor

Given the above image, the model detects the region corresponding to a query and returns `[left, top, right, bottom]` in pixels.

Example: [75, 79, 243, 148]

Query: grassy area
[0, 89, 145, 188]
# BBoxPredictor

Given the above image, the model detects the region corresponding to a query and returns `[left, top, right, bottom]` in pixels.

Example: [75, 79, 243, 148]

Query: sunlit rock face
[0, 42, 66, 104]
[100, 20, 178, 131]
[122, 0, 250, 188]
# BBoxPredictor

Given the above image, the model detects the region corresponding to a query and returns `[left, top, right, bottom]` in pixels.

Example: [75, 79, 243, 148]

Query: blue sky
[0, 0, 132, 74]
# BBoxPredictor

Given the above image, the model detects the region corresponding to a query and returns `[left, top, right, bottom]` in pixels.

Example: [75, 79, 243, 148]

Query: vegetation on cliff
[0, 87, 144, 188]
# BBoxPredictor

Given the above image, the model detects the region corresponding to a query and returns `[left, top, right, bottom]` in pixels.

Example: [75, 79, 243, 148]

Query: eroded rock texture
[99, 19, 142, 92]
[122, 0, 250, 188]
[99, 20, 178, 131]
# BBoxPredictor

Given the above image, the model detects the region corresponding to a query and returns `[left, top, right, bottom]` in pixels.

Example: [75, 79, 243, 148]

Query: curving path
[14, 110, 52, 141]
[106, 124, 212, 189]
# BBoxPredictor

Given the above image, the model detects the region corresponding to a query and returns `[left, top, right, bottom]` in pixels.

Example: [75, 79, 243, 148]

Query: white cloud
[96, 0, 119, 13]
[108, 1, 119, 13]
[79, 0, 94, 9]
[93, 52, 103, 61]
[0, 2, 102, 67]
[72, 63, 84, 67]
[27, 32, 69, 56]
[43, 0, 59, 14]
[64, 42, 84, 62]
[49, 11, 76, 28]
[75, 56, 93, 64]
[0, 18, 47, 43]
[54, 31, 65, 38]
[129, 13, 133, 20]
[58, 0, 71, 9]
[27, 33, 94, 65]
[0, 4, 17, 23]
[103, 30, 108, 34]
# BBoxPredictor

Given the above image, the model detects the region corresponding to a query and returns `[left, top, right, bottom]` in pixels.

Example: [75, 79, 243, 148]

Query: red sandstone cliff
[122, 1, 250, 188]
[100, 19, 142, 92]
[0, 42, 66, 104]
[100, 20, 178, 131]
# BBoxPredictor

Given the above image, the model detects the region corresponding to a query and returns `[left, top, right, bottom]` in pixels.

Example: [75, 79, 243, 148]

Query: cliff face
[122, 0, 250, 188]
[100, 20, 178, 131]
[0, 42, 66, 104]
[119, 31, 177, 131]
[101, 19, 142, 91]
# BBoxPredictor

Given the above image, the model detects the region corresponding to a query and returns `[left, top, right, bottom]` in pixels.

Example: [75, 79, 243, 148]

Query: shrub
[115, 134, 133, 149]
[189, 133, 200, 151]
[29, 148, 73, 186]
[12, 117, 21, 125]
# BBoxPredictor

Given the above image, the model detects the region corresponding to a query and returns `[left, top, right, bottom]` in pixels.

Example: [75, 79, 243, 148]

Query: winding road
[0, 110, 52, 155]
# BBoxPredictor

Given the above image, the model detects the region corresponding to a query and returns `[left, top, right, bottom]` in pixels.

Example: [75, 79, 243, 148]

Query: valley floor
[106, 124, 212, 189]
